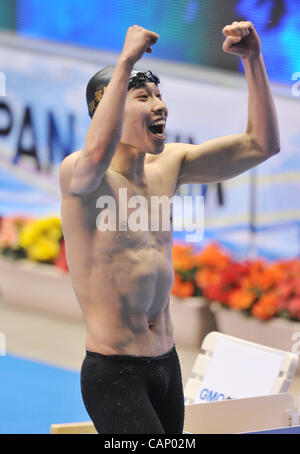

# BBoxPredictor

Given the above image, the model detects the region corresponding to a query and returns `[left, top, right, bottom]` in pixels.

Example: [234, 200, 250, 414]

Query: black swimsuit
[80, 344, 185, 434]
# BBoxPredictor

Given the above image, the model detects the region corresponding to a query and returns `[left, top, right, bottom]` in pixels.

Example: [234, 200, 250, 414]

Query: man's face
[120, 82, 168, 154]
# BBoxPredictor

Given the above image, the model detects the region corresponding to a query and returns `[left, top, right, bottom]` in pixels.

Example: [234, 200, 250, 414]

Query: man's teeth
[150, 120, 165, 127]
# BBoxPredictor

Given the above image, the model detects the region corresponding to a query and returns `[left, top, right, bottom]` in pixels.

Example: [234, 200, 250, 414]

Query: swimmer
[59, 23, 280, 434]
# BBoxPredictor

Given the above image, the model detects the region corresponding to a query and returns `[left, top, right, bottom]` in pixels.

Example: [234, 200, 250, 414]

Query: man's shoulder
[162, 142, 188, 154]
[59, 151, 81, 196]
[145, 143, 186, 165]
[59, 151, 81, 174]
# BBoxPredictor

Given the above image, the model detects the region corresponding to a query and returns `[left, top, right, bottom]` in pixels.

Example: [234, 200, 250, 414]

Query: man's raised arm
[59, 25, 159, 196]
[173, 21, 280, 186]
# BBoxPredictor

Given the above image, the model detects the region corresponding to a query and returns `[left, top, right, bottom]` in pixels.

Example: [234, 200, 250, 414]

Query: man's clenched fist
[121, 25, 159, 65]
[222, 21, 261, 59]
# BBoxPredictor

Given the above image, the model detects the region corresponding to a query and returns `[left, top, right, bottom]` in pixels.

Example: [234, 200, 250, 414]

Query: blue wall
[15, 0, 300, 85]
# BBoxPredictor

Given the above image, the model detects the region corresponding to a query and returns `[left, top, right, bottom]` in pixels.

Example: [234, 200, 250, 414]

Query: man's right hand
[69, 26, 160, 197]
[121, 25, 159, 65]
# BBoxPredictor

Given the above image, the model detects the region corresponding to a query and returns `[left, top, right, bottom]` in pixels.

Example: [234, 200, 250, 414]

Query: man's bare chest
[83, 168, 172, 224]
[76, 169, 174, 253]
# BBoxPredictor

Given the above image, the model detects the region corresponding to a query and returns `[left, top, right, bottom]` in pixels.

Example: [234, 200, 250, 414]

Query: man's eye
[139, 95, 148, 99]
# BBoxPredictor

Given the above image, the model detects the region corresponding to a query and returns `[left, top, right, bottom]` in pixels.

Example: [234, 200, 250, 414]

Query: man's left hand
[222, 21, 261, 59]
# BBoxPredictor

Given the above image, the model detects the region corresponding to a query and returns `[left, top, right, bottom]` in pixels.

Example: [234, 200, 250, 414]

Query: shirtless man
[59, 23, 280, 434]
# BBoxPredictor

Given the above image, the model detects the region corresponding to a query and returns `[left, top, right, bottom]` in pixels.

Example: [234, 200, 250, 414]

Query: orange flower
[195, 268, 221, 289]
[172, 243, 194, 259]
[171, 272, 183, 296]
[172, 243, 196, 271]
[281, 260, 300, 280]
[251, 292, 278, 320]
[194, 243, 231, 270]
[260, 264, 285, 290]
[248, 260, 266, 274]
[174, 256, 196, 271]
[240, 260, 283, 294]
[171, 272, 195, 298]
[177, 281, 195, 298]
[228, 289, 256, 310]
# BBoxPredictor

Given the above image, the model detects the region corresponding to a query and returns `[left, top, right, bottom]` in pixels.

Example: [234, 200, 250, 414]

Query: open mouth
[148, 119, 166, 140]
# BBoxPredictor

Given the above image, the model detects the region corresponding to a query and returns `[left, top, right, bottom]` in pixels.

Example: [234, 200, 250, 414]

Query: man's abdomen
[82, 247, 175, 356]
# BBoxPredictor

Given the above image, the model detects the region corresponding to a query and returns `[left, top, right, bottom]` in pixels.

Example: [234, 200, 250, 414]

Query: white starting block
[183, 331, 299, 434]
[50, 331, 299, 434]
[184, 393, 299, 434]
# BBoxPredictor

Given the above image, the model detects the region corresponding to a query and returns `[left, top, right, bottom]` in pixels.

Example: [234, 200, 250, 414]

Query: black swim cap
[86, 66, 160, 118]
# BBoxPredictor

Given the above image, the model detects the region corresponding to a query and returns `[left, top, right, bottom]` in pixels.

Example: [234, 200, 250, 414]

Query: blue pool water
[0, 353, 90, 434]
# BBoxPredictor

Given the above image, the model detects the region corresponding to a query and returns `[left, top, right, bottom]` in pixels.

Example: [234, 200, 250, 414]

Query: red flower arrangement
[171, 242, 300, 322]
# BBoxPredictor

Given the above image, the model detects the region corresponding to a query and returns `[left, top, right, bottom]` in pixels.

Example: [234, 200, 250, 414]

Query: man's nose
[153, 98, 167, 115]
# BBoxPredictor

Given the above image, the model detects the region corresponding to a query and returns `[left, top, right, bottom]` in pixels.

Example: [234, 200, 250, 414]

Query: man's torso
[61, 146, 182, 356]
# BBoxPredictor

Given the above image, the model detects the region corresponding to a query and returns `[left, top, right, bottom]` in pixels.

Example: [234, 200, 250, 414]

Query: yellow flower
[19, 216, 62, 262]
[19, 223, 41, 247]
[27, 237, 60, 261]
